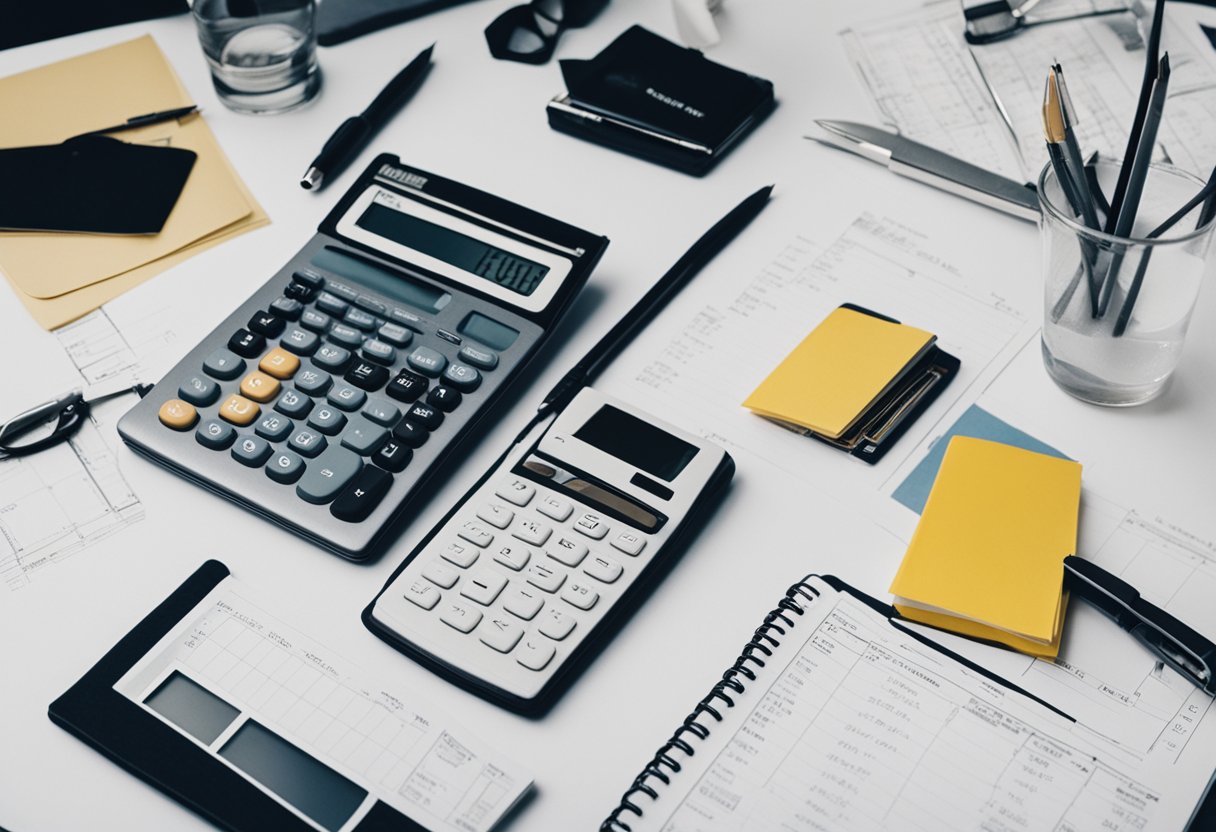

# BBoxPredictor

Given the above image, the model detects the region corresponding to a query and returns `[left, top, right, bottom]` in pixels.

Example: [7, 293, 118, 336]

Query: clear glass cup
[1039, 159, 1216, 406]
[192, 0, 321, 115]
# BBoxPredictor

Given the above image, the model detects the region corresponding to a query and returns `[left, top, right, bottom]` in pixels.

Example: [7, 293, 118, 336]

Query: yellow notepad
[889, 436, 1082, 657]
[742, 306, 935, 439]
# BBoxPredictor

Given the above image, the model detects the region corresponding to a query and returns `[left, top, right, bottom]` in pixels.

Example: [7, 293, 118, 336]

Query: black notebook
[601, 575, 1215, 832]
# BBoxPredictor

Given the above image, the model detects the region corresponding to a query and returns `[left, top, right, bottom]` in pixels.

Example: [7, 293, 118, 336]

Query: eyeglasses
[962, 0, 1131, 45]
[484, 0, 609, 64]
[0, 382, 150, 460]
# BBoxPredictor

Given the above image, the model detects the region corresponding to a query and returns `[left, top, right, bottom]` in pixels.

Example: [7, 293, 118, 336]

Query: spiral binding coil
[600, 579, 822, 832]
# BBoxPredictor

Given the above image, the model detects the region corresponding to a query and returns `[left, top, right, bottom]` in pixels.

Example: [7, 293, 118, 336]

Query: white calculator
[363, 388, 733, 714]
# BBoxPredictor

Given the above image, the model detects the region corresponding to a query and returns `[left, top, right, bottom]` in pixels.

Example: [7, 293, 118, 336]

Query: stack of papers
[0, 36, 268, 329]
[889, 436, 1083, 657]
[743, 305, 935, 439]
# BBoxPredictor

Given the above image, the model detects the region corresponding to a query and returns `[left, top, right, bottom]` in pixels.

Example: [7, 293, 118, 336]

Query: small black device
[118, 155, 608, 560]
[547, 26, 775, 176]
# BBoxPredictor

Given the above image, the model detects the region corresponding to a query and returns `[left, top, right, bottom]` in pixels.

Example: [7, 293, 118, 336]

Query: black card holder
[546, 26, 775, 176]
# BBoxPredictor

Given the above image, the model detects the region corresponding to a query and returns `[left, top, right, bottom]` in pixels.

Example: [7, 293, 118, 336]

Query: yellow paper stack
[889, 436, 1083, 657]
[743, 306, 935, 439]
[0, 36, 269, 329]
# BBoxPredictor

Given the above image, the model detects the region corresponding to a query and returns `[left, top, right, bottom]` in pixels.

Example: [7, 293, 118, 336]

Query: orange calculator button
[218, 394, 260, 426]
[259, 347, 300, 380]
[239, 371, 281, 403]
[157, 399, 197, 430]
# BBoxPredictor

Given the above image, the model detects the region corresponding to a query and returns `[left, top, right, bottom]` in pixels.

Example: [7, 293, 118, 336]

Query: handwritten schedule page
[624, 578, 1212, 832]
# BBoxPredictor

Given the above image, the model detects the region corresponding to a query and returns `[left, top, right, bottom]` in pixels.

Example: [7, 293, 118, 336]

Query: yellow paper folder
[889, 436, 1082, 657]
[742, 306, 935, 439]
[0, 36, 269, 329]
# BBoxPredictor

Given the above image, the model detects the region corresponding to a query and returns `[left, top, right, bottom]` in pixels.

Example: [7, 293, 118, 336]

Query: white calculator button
[439, 600, 482, 633]
[584, 554, 624, 584]
[476, 503, 515, 529]
[611, 531, 646, 557]
[495, 478, 536, 506]
[479, 616, 523, 653]
[457, 521, 495, 548]
[560, 581, 599, 611]
[516, 638, 557, 671]
[537, 494, 573, 522]
[491, 542, 532, 571]
[459, 569, 508, 606]
[525, 562, 565, 594]
[538, 608, 576, 641]
[512, 518, 552, 546]
[573, 512, 610, 540]
[422, 560, 459, 589]
[503, 587, 544, 620]
[440, 541, 480, 568]
[546, 536, 588, 567]
[404, 580, 440, 610]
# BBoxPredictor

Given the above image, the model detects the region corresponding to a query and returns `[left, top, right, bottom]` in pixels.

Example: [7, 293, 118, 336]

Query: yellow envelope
[0, 35, 268, 329]
[889, 436, 1082, 657]
[743, 306, 935, 438]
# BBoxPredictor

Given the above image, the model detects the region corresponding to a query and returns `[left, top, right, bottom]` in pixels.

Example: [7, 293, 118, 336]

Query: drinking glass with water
[192, 0, 321, 114]
[1039, 159, 1215, 406]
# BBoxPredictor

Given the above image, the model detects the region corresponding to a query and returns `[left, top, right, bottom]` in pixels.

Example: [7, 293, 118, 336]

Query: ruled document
[627, 577, 1214, 832]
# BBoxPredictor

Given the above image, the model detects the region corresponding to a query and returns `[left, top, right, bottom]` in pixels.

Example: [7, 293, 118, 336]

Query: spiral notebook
[601, 575, 1214, 832]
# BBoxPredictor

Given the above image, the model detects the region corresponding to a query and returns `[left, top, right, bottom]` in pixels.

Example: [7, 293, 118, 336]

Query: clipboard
[49, 560, 529, 832]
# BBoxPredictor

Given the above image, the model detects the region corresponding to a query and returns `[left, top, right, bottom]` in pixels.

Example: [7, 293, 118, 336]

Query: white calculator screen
[356, 202, 550, 296]
[573, 405, 699, 482]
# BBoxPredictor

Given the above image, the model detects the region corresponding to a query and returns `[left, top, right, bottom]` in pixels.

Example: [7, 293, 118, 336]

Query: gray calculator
[118, 156, 608, 560]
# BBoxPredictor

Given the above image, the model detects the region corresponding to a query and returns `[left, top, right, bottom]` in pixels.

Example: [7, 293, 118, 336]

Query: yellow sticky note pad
[743, 307, 935, 438]
[889, 436, 1082, 656]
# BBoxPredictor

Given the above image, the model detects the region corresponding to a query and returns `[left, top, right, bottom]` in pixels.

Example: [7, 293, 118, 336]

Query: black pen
[78, 105, 199, 137]
[538, 185, 774, 417]
[301, 44, 435, 191]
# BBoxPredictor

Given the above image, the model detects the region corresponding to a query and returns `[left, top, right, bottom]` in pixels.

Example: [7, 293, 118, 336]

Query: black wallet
[546, 26, 775, 176]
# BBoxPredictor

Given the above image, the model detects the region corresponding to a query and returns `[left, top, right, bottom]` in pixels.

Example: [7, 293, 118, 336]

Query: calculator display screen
[356, 202, 550, 296]
[574, 405, 699, 482]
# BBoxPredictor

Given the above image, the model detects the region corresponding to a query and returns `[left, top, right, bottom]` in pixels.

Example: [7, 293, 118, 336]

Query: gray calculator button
[327, 281, 359, 301]
[300, 309, 331, 332]
[362, 339, 396, 365]
[255, 414, 294, 442]
[288, 428, 327, 457]
[266, 450, 306, 484]
[443, 363, 481, 392]
[355, 295, 387, 315]
[203, 349, 245, 380]
[275, 388, 314, 419]
[269, 296, 303, 319]
[295, 445, 361, 504]
[195, 419, 235, 450]
[327, 383, 367, 411]
[328, 324, 364, 349]
[458, 345, 498, 370]
[340, 422, 388, 455]
[377, 323, 412, 347]
[407, 347, 447, 377]
[390, 308, 422, 326]
[316, 292, 349, 316]
[232, 435, 272, 467]
[344, 308, 377, 331]
[362, 398, 400, 426]
[179, 375, 219, 406]
[292, 269, 325, 289]
[295, 368, 332, 396]
[307, 405, 347, 435]
[281, 328, 319, 356]
[313, 344, 352, 371]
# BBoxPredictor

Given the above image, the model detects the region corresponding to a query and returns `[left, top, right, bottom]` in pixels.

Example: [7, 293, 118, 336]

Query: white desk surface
[2, 1, 1216, 830]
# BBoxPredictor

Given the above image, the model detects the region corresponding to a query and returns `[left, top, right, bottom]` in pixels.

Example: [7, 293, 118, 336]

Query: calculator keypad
[388, 475, 655, 695]
[147, 268, 507, 535]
